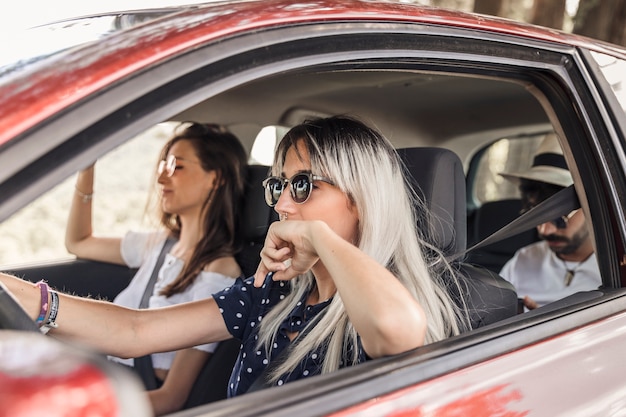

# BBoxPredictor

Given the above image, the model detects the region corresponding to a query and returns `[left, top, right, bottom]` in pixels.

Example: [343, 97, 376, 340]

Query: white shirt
[110, 231, 236, 370]
[500, 240, 601, 309]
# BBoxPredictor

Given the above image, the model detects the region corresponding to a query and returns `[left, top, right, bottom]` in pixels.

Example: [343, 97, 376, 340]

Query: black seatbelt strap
[448, 185, 580, 262]
[134, 236, 176, 390]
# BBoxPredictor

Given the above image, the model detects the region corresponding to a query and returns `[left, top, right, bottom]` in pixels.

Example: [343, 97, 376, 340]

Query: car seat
[235, 165, 278, 277]
[466, 199, 539, 273]
[397, 148, 518, 329]
[184, 164, 277, 408]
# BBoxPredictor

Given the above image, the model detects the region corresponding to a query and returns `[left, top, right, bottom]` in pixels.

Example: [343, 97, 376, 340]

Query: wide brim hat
[499, 133, 573, 188]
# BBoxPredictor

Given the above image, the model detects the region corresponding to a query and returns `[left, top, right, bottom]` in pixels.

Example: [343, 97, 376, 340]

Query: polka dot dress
[213, 274, 367, 397]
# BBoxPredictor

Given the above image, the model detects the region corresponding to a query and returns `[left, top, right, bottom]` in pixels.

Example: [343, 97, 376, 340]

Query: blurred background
[428, 0, 626, 46]
[1, 0, 624, 47]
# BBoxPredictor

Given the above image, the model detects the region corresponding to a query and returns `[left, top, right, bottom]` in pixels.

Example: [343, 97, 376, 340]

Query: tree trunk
[529, 0, 566, 29]
[574, 0, 626, 46]
[473, 0, 503, 16]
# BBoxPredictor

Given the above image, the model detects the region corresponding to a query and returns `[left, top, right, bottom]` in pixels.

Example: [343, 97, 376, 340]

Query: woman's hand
[522, 295, 539, 310]
[253, 220, 323, 287]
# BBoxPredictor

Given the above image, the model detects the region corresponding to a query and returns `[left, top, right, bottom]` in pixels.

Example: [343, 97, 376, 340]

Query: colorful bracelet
[40, 290, 59, 335]
[35, 281, 50, 325]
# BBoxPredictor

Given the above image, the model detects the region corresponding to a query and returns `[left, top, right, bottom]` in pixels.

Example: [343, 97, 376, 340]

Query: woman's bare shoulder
[203, 256, 242, 278]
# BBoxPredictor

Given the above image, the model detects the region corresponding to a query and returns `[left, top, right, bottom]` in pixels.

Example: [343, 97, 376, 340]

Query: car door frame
[3, 19, 626, 415]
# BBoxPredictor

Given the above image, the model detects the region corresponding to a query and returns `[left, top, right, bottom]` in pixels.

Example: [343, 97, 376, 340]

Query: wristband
[35, 281, 50, 325]
[40, 290, 59, 335]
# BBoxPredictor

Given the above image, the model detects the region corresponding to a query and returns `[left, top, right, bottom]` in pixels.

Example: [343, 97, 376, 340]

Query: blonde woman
[1, 115, 466, 398]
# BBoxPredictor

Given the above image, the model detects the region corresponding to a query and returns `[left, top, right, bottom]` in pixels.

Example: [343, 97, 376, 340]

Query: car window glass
[471, 135, 544, 205]
[590, 51, 626, 114]
[250, 125, 288, 165]
[0, 123, 175, 268]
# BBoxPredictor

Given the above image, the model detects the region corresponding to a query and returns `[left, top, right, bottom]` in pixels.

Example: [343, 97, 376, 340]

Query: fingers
[523, 295, 538, 310]
[253, 220, 319, 287]
[253, 246, 291, 287]
[269, 262, 300, 282]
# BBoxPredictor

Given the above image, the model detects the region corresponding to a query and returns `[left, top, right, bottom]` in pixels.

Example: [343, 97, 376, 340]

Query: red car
[1, 1, 626, 415]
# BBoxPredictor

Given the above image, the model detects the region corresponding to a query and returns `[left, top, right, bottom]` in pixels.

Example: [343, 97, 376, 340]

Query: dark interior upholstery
[466, 199, 539, 273]
[183, 338, 241, 408]
[185, 164, 276, 408]
[398, 147, 518, 329]
[235, 164, 277, 277]
[397, 147, 466, 257]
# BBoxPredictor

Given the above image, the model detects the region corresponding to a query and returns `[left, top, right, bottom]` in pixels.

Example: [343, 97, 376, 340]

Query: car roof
[1, 0, 625, 149]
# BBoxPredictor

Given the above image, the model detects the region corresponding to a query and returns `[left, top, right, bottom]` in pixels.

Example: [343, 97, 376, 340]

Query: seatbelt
[448, 185, 580, 262]
[134, 236, 176, 390]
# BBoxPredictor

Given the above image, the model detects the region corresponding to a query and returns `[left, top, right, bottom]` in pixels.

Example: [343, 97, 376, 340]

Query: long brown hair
[158, 122, 247, 296]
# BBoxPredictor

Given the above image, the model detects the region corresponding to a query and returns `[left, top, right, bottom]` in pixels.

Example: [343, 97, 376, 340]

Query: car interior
[0, 12, 620, 413]
[0, 70, 580, 408]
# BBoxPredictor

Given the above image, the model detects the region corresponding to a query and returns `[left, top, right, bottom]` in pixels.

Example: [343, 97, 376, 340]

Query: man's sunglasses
[263, 173, 334, 207]
[520, 207, 578, 229]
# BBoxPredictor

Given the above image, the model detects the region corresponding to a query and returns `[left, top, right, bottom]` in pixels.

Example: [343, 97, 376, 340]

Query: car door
[2, 4, 626, 415]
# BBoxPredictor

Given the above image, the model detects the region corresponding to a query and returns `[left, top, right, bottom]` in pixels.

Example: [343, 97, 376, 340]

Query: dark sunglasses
[262, 173, 334, 207]
[520, 207, 578, 229]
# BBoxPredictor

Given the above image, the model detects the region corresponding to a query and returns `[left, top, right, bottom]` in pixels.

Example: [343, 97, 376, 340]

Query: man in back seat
[499, 133, 601, 311]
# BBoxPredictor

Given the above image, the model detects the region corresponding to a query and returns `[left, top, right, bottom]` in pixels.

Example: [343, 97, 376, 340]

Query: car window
[250, 125, 288, 165]
[2, 5, 626, 413]
[0, 123, 175, 268]
[590, 51, 626, 114]
[469, 135, 545, 207]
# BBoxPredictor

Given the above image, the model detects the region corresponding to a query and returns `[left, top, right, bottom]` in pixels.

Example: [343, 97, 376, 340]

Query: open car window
[2, 3, 626, 415]
[467, 134, 546, 208]
[0, 124, 174, 268]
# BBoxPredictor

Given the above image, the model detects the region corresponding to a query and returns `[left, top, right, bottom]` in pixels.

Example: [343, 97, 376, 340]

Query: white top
[109, 231, 236, 370]
[500, 240, 601, 309]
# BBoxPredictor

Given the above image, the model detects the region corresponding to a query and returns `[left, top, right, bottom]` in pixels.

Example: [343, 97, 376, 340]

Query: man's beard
[540, 227, 590, 255]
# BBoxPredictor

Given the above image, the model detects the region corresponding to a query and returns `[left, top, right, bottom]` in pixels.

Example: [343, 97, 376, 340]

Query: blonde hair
[257, 116, 468, 381]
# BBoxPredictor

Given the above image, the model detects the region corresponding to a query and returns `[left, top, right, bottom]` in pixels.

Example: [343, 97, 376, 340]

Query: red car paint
[331, 310, 626, 416]
[0, 332, 119, 417]
[0, 0, 623, 147]
[0, 366, 118, 417]
[2, 2, 626, 416]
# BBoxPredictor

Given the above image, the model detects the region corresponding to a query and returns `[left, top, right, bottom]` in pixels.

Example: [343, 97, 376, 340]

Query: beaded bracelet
[35, 281, 50, 326]
[40, 290, 59, 335]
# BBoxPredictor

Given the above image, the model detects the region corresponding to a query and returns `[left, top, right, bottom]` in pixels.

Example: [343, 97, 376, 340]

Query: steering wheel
[0, 283, 40, 332]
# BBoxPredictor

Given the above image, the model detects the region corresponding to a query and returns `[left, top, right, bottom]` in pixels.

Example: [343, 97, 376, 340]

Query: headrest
[397, 147, 466, 256]
[240, 165, 276, 243]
